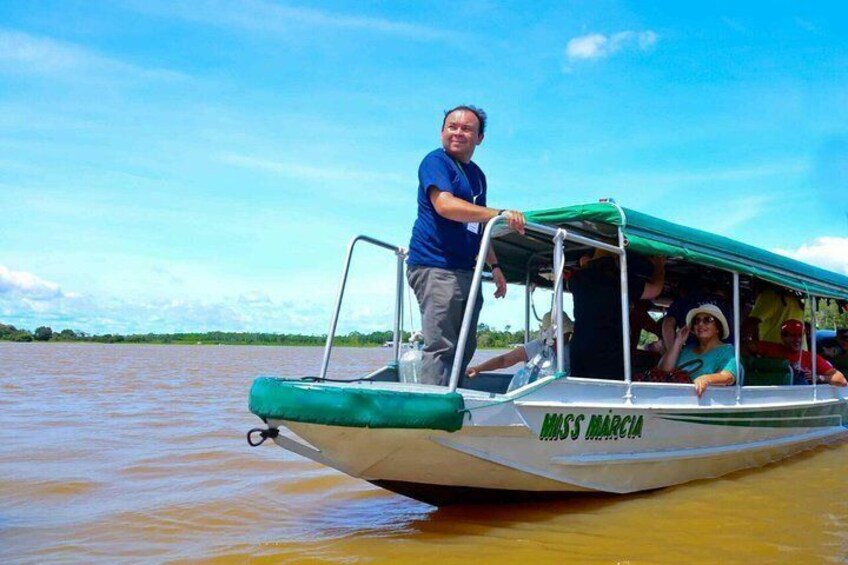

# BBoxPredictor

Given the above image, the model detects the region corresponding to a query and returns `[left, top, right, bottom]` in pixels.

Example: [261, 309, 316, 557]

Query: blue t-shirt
[408, 149, 487, 270]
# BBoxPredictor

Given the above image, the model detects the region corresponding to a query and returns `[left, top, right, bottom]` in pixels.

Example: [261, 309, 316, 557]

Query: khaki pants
[407, 266, 483, 386]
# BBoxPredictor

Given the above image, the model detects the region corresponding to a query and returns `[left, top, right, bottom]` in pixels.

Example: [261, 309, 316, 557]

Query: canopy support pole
[619, 227, 633, 404]
[734, 272, 742, 403]
[525, 270, 531, 345]
[811, 293, 818, 401]
[553, 230, 566, 374]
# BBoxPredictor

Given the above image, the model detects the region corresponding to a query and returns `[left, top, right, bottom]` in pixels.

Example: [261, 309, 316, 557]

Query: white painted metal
[267, 376, 848, 495]
[553, 229, 565, 373]
[319, 235, 405, 380]
[734, 272, 742, 401]
[297, 217, 848, 499]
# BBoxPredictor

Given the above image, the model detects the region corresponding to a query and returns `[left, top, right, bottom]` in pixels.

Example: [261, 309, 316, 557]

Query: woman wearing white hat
[658, 303, 738, 397]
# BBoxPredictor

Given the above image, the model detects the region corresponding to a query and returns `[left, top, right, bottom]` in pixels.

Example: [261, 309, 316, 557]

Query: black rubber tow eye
[247, 427, 279, 446]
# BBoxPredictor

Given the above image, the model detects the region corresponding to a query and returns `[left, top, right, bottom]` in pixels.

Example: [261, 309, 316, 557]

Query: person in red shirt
[753, 319, 847, 386]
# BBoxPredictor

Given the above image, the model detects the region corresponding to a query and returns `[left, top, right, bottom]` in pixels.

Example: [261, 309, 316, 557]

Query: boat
[247, 202, 848, 506]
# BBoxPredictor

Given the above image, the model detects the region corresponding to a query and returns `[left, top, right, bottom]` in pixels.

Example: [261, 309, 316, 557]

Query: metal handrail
[448, 217, 625, 392]
[318, 235, 406, 380]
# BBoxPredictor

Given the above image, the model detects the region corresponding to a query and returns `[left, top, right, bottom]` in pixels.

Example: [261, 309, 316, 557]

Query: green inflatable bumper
[249, 377, 466, 432]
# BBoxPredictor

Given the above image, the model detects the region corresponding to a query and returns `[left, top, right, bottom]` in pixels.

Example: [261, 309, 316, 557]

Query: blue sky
[2, 1, 847, 335]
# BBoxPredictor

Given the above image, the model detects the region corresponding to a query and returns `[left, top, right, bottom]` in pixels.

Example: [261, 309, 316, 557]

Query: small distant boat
[381, 340, 394, 348]
[248, 202, 848, 506]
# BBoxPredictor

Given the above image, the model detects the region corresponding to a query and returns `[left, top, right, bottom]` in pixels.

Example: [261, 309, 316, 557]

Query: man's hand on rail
[502, 210, 526, 234]
[493, 267, 507, 298]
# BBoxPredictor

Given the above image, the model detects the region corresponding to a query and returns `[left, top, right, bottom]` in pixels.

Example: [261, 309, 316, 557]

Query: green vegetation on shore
[3, 300, 845, 347]
[0, 323, 527, 348]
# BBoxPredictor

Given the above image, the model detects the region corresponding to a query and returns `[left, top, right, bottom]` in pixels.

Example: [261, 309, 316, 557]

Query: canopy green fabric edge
[524, 202, 848, 300]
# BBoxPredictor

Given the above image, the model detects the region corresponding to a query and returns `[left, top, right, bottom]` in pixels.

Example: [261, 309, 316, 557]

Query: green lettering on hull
[538, 412, 644, 441]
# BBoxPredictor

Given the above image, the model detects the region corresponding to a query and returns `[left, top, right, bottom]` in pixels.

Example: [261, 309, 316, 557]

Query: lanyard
[452, 157, 483, 205]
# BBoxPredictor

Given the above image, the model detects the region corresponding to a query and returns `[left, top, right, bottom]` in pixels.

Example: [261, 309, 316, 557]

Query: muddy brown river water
[2, 342, 847, 563]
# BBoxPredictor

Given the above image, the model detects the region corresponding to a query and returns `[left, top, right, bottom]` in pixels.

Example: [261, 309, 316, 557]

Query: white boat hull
[263, 376, 848, 504]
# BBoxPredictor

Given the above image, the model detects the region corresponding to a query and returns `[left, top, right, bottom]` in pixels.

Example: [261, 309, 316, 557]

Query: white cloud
[219, 153, 406, 184]
[0, 277, 391, 334]
[721, 18, 747, 33]
[0, 265, 65, 300]
[129, 0, 450, 42]
[0, 28, 185, 80]
[795, 18, 819, 34]
[565, 30, 658, 62]
[773, 237, 848, 276]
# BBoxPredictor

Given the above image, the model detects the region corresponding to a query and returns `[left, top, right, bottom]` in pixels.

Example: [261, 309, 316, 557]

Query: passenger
[830, 329, 848, 372]
[465, 311, 573, 378]
[662, 276, 732, 353]
[658, 303, 737, 397]
[746, 282, 804, 345]
[406, 105, 526, 386]
[631, 298, 663, 353]
[750, 319, 847, 386]
[567, 249, 665, 380]
[819, 335, 843, 364]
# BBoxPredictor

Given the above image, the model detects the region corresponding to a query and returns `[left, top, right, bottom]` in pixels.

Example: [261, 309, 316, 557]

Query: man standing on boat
[407, 105, 526, 386]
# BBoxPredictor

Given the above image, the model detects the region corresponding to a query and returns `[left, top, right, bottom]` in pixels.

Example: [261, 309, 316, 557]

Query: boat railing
[319, 235, 406, 381]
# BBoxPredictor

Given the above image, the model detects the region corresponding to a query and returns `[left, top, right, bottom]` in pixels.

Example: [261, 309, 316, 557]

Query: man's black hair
[442, 105, 487, 136]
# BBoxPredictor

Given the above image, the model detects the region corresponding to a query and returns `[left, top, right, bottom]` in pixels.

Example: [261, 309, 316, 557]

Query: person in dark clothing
[567, 250, 665, 379]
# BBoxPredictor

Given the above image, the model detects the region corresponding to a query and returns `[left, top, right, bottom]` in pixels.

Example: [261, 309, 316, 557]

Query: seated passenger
[750, 319, 846, 386]
[658, 303, 737, 397]
[466, 311, 572, 380]
[662, 276, 732, 353]
[747, 282, 804, 345]
[825, 329, 848, 371]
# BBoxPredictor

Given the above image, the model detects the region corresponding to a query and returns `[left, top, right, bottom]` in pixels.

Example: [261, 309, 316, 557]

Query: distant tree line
[0, 322, 527, 348]
[4, 299, 845, 347]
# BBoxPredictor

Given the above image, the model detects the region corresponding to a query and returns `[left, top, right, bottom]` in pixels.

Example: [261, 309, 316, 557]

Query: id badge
[466, 222, 480, 234]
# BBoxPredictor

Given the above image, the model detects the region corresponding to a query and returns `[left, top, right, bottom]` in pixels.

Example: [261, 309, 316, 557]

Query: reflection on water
[2, 342, 848, 563]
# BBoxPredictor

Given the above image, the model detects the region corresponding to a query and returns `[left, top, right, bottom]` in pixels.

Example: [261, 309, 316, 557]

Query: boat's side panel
[263, 378, 848, 496]
[276, 420, 588, 493]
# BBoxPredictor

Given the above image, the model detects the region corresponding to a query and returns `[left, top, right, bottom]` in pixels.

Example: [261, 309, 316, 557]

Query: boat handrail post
[733, 272, 742, 403]
[524, 269, 531, 346]
[619, 227, 633, 403]
[553, 229, 566, 374]
[811, 291, 818, 401]
[393, 247, 406, 365]
[319, 235, 405, 380]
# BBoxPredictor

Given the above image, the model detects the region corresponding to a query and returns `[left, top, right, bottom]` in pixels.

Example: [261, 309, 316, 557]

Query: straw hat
[684, 303, 730, 340]
[542, 311, 574, 334]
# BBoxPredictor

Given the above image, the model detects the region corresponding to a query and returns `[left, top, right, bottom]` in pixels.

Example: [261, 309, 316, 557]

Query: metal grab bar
[318, 235, 406, 380]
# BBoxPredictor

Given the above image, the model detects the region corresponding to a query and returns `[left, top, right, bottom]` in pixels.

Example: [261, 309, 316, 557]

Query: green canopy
[490, 202, 848, 300]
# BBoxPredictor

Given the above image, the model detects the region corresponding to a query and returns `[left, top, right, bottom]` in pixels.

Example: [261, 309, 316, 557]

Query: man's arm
[428, 187, 525, 234]
[466, 346, 528, 378]
[641, 256, 666, 300]
[661, 316, 678, 355]
[823, 369, 848, 387]
[658, 325, 689, 372]
[486, 247, 507, 298]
